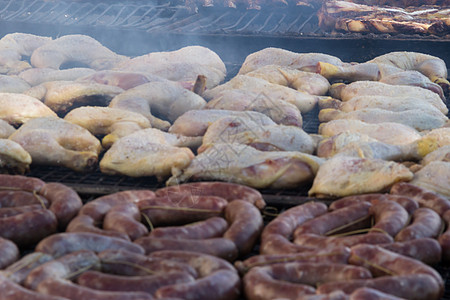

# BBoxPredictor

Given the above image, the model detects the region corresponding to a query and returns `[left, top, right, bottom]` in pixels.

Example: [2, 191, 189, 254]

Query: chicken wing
[0, 75, 31, 93]
[308, 156, 414, 197]
[9, 117, 102, 172]
[0, 139, 32, 175]
[410, 161, 450, 198]
[319, 119, 421, 145]
[199, 116, 315, 153]
[169, 109, 276, 137]
[63, 106, 152, 148]
[19, 68, 95, 86]
[24, 81, 124, 115]
[205, 89, 303, 127]
[0, 120, 15, 139]
[100, 128, 195, 180]
[203, 75, 320, 113]
[319, 108, 448, 131]
[167, 143, 324, 189]
[0, 93, 57, 126]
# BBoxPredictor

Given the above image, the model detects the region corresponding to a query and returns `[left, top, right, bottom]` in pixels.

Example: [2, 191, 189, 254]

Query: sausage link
[293, 233, 393, 249]
[36, 278, 154, 300]
[103, 203, 148, 240]
[223, 200, 263, 256]
[390, 182, 450, 216]
[134, 236, 238, 262]
[438, 209, 450, 261]
[369, 200, 409, 237]
[349, 244, 444, 293]
[293, 202, 371, 237]
[77, 270, 195, 295]
[0, 191, 49, 207]
[350, 287, 419, 300]
[155, 269, 241, 300]
[330, 194, 418, 215]
[1, 252, 54, 285]
[395, 207, 442, 241]
[317, 274, 441, 300]
[0, 274, 68, 300]
[0, 174, 45, 192]
[39, 182, 83, 230]
[35, 232, 145, 258]
[0, 237, 19, 269]
[155, 181, 266, 209]
[66, 214, 130, 240]
[98, 249, 197, 277]
[0, 209, 58, 246]
[0, 204, 43, 217]
[378, 238, 442, 265]
[150, 217, 228, 240]
[25, 250, 100, 290]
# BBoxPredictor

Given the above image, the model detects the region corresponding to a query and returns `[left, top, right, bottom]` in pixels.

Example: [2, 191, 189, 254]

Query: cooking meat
[0, 75, 31, 93]
[9, 116, 102, 172]
[308, 156, 414, 197]
[318, 108, 448, 131]
[238, 47, 344, 75]
[199, 116, 315, 153]
[64, 106, 152, 148]
[76, 70, 165, 90]
[422, 145, 450, 165]
[0, 93, 57, 126]
[0, 33, 51, 75]
[167, 142, 324, 189]
[100, 128, 195, 179]
[114, 45, 226, 89]
[245, 65, 330, 95]
[205, 89, 303, 127]
[109, 80, 206, 129]
[30, 34, 128, 70]
[19, 67, 95, 86]
[409, 161, 450, 198]
[415, 127, 450, 157]
[319, 120, 422, 145]
[24, 81, 124, 115]
[0, 139, 32, 174]
[0, 119, 15, 138]
[203, 75, 320, 113]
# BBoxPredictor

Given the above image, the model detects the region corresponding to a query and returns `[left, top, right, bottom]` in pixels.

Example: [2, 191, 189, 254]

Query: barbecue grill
[1, 0, 450, 299]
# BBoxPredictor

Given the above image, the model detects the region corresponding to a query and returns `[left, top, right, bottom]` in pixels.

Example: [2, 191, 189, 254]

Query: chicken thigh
[410, 161, 450, 198]
[19, 68, 95, 86]
[0, 75, 31, 93]
[0, 139, 32, 174]
[0, 119, 16, 138]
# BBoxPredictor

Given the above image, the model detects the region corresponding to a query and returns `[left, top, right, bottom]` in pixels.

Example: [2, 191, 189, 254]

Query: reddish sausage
[293, 233, 393, 249]
[378, 238, 442, 265]
[0, 191, 49, 207]
[0, 174, 45, 192]
[438, 209, 450, 261]
[330, 194, 418, 215]
[223, 200, 263, 256]
[39, 182, 83, 230]
[0, 204, 43, 217]
[261, 202, 328, 255]
[395, 207, 442, 241]
[349, 287, 407, 300]
[0, 209, 58, 246]
[155, 181, 265, 209]
[102, 203, 148, 240]
[0, 237, 19, 269]
[1, 252, 54, 285]
[66, 214, 130, 240]
[369, 200, 409, 237]
[0, 274, 68, 300]
[35, 232, 145, 258]
[150, 217, 228, 240]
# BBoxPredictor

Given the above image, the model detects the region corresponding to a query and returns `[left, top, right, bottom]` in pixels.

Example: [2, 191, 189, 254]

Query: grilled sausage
[0, 204, 44, 217]
[0, 274, 68, 300]
[293, 233, 393, 249]
[378, 238, 442, 265]
[35, 232, 145, 257]
[369, 200, 409, 237]
[223, 200, 263, 256]
[349, 287, 407, 300]
[154, 181, 266, 209]
[438, 209, 450, 261]
[102, 203, 148, 240]
[150, 217, 228, 239]
[1, 252, 54, 284]
[0, 237, 19, 269]
[66, 214, 130, 240]
[261, 202, 328, 255]
[0, 174, 45, 192]
[0, 209, 58, 246]
[395, 207, 442, 241]
[134, 236, 239, 261]
[317, 274, 441, 300]
[0, 191, 49, 207]
[39, 182, 83, 230]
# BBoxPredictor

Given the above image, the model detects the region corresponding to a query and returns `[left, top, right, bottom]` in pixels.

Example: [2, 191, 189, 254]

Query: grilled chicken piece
[109, 80, 206, 130]
[9, 117, 102, 172]
[415, 127, 450, 157]
[317, 132, 419, 161]
[199, 116, 315, 153]
[319, 108, 448, 131]
[114, 46, 226, 89]
[167, 143, 324, 189]
[31, 34, 128, 70]
[0, 120, 15, 139]
[24, 81, 124, 115]
[64, 106, 152, 148]
[19, 68, 95, 86]
[329, 81, 448, 115]
[422, 145, 450, 165]
[319, 119, 421, 145]
[0, 139, 32, 174]
[0, 93, 57, 126]
[238, 47, 344, 75]
[410, 161, 450, 198]
[308, 156, 414, 197]
[205, 89, 303, 127]
[0, 75, 31, 93]
[203, 75, 320, 113]
[245, 65, 330, 95]
[0, 33, 52, 75]
[77, 70, 164, 90]
[100, 128, 195, 180]
[169, 109, 276, 137]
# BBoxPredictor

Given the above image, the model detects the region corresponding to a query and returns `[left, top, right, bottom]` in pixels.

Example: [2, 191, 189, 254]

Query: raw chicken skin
[19, 68, 95, 86]
[0, 139, 31, 174]
[0, 75, 30, 93]
[0, 93, 57, 125]
[410, 161, 450, 198]
[0, 119, 15, 138]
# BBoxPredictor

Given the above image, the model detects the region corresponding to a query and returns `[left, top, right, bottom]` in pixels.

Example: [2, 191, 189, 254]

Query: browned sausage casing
[293, 232, 393, 249]
[0, 191, 49, 207]
[395, 207, 442, 241]
[0, 174, 45, 192]
[0, 204, 44, 217]
[102, 203, 148, 240]
[0, 274, 68, 300]
[350, 287, 423, 300]
[378, 238, 442, 265]
[1, 252, 54, 285]
[0, 237, 19, 269]
[150, 217, 228, 240]
[66, 214, 130, 240]
[369, 200, 409, 237]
